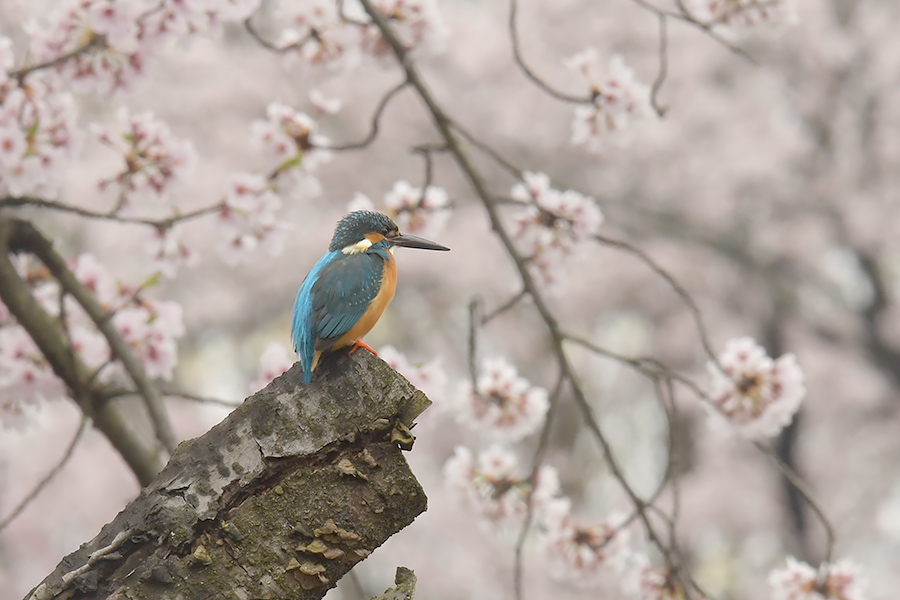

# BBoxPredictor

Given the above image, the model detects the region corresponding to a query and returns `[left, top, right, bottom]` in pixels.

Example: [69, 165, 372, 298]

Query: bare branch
[0, 416, 88, 534]
[9, 34, 105, 81]
[508, 0, 592, 104]
[327, 79, 411, 151]
[0, 196, 222, 229]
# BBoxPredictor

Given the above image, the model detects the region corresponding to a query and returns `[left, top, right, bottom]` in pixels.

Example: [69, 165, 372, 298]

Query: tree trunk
[26, 350, 431, 600]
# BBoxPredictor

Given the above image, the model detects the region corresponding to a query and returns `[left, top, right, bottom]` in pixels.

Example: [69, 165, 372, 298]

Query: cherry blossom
[360, 0, 450, 59]
[510, 171, 603, 290]
[93, 107, 197, 211]
[251, 102, 332, 199]
[444, 445, 560, 531]
[145, 226, 199, 278]
[451, 357, 549, 441]
[0, 326, 67, 429]
[216, 171, 290, 264]
[541, 498, 633, 589]
[250, 342, 294, 392]
[309, 88, 343, 115]
[0, 75, 80, 199]
[378, 345, 446, 401]
[274, 0, 362, 70]
[684, 0, 798, 38]
[24, 0, 150, 93]
[624, 553, 698, 600]
[382, 180, 451, 239]
[707, 337, 805, 439]
[769, 557, 868, 600]
[564, 50, 653, 150]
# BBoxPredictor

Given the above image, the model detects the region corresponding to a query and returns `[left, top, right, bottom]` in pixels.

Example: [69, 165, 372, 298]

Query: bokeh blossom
[684, 0, 798, 38]
[251, 102, 332, 199]
[216, 171, 290, 265]
[541, 498, 633, 589]
[93, 107, 197, 210]
[250, 342, 294, 392]
[383, 180, 451, 239]
[510, 171, 603, 289]
[0, 74, 79, 199]
[0, 254, 185, 429]
[378, 345, 446, 402]
[624, 554, 698, 600]
[444, 445, 559, 531]
[451, 356, 548, 441]
[360, 0, 449, 58]
[707, 337, 805, 439]
[769, 557, 868, 600]
[564, 50, 653, 150]
[145, 225, 199, 278]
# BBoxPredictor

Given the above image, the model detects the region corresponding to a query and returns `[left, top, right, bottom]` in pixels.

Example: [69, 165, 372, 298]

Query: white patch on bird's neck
[342, 238, 373, 255]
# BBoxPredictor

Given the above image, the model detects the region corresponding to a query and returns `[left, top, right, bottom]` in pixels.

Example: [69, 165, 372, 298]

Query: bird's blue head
[328, 210, 450, 254]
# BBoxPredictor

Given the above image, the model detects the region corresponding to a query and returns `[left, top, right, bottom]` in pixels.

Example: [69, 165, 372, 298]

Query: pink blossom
[0, 76, 80, 199]
[70, 253, 120, 307]
[684, 0, 798, 38]
[451, 357, 549, 442]
[0, 326, 66, 429]
[145, 226, 199, 278]
[309, 89, 342, 115]
[361, 0, 450, 59]
[251, 103, 332, 199]
[383, 180, 452, 239]
[541, 498, 632, 589]
[217, 171, 290, 265]
[510, 172, 603, 291]
[707, 337, 805, 439]
[347, 192, 376, 213]
[769, 557, 868, 600]
[274, 1, 361, 70]
[94, 107, 197, 209]
[565, 51, 653, 150]
[378, 345, 446, 401]
[624, 554, 696, 600]
[444, 445, 560, 531]
[250, 342, 294, 392]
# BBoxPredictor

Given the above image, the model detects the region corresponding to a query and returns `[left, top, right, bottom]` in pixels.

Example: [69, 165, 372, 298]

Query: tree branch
[27, 351, 431, 600]
[0, 218, 164, 485]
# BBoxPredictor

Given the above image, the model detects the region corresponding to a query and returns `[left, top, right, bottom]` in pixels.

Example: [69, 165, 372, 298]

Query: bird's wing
[310, 252, 384, 349]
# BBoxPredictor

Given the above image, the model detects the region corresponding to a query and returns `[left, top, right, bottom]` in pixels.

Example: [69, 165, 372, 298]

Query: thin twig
[10, 34, 104, 81]
[0, 416, 89, 534]
[650, 14, 669, 116]
[326, 79, 410, 151]
[358, 0, 673, 567]
[0, 196, 221, 229]
[513, 371, 564, 600]
[593, 234, 721, 367]
[508, 0, 591, 104]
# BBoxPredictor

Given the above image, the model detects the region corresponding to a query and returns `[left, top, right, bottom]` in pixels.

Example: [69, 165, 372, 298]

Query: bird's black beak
[389, 233, 450, 251]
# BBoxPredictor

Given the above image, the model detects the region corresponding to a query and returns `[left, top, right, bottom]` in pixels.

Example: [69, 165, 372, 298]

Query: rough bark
[26, 350, 431, 600]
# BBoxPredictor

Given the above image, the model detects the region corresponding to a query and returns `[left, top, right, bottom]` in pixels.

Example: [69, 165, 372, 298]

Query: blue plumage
[291, 210, 449, 384]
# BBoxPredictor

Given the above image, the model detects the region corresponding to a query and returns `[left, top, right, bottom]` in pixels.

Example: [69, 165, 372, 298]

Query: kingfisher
[291, 210, 450, 384]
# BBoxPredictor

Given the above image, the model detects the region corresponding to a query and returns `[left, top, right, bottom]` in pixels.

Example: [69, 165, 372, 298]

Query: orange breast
[332, 251, 397, 349]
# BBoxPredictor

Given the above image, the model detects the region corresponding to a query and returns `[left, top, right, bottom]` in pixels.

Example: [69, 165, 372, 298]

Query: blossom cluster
[450, 356, 549, 441]
[216, 172, 290, 265]
[350, 180, 452, 239]
[0, 56, 79, 199]
[707, 337, 805, 439]
[275, 0, 448, 71]
[769, 557, 868, 600]
[93, 107, 197, 211]
[510, 171, 604, 289]
[443, 445, 560, 531]
[0, 254, 184, 429]
[564, 49, 653, 151]
[378, 345, 446, 402]
[684, 0, 798, 38]
[250, 342, 295, 392]
[24, 0, 261, 94]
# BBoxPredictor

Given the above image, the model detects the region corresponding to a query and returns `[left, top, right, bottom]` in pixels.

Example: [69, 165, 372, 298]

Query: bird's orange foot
[349, 339, 378, 356]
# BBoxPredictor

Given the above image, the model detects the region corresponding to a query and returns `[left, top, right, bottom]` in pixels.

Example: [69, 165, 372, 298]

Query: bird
[291, 210, 450, 384]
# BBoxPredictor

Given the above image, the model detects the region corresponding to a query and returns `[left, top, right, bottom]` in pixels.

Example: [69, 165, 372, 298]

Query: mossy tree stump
[27, 351, 431, 600]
